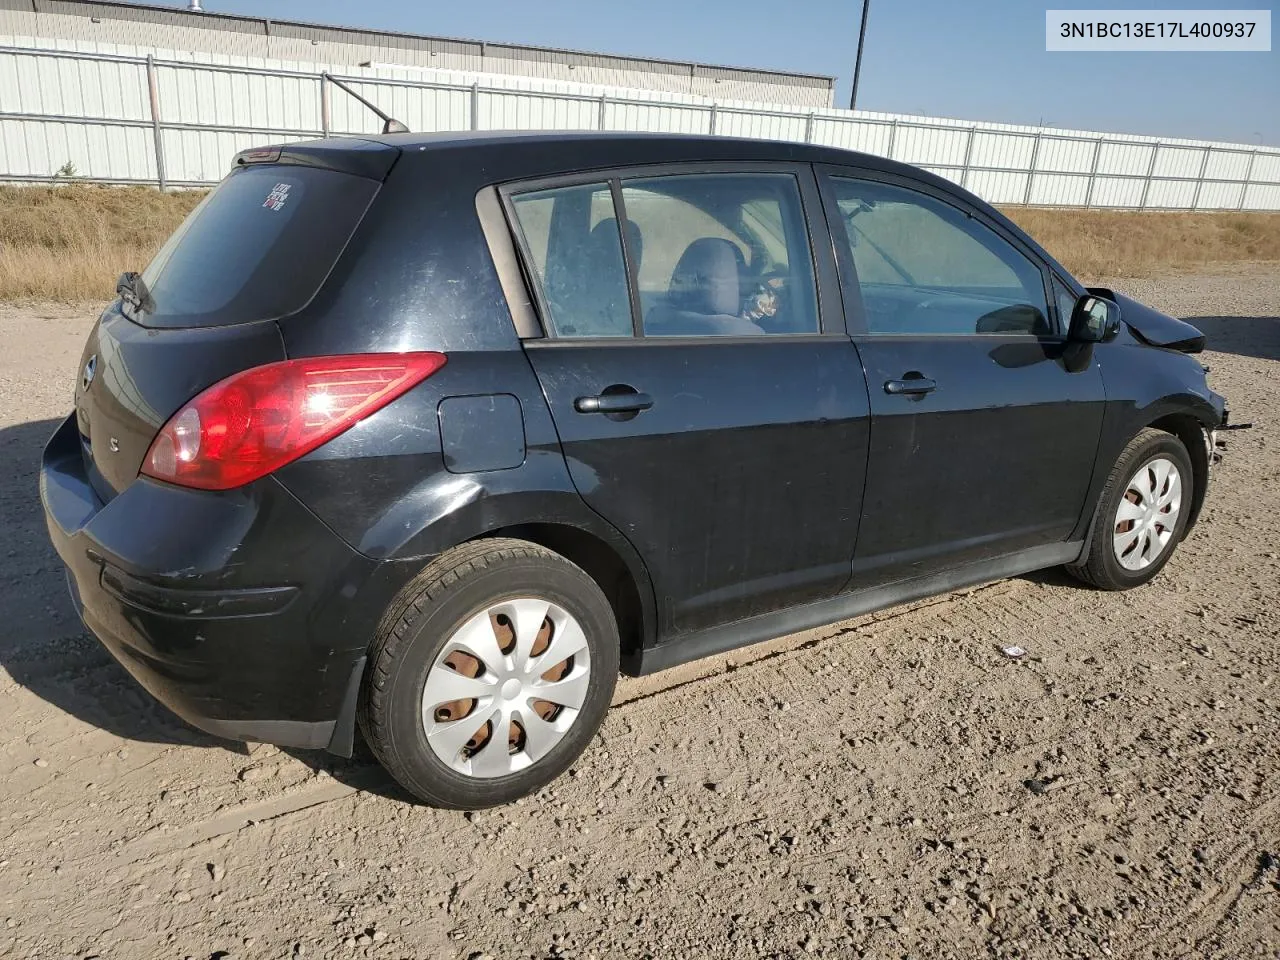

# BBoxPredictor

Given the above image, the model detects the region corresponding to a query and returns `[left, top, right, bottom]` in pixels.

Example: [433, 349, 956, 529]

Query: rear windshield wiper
[116, 271, 154, 315]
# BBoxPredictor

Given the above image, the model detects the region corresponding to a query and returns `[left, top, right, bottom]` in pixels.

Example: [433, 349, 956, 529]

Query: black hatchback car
[41, 131, 1227, 807]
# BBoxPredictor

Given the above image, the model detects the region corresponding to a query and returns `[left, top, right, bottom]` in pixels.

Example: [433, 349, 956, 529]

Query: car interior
[523, 172, 1053, 341]
[529, 174, 819, 338]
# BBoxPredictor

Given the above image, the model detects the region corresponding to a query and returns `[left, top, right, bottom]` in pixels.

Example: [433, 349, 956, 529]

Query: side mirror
[1069, 294, 1121, 343]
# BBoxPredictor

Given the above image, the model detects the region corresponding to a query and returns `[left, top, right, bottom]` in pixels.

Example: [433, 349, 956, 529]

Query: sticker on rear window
[262, 182, 292, 212]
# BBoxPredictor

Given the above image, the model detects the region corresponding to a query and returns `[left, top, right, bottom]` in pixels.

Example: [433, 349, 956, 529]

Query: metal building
[0, 0, 836, 107]
[1, 1, 1276, 208]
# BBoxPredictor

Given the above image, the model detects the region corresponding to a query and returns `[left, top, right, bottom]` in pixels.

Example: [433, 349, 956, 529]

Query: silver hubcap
[1113, 456, 1182, 571]
[422, 598, 591, 779]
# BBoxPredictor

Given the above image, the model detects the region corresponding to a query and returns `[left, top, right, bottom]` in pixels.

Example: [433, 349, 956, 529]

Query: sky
[131, 0, 1278, 145]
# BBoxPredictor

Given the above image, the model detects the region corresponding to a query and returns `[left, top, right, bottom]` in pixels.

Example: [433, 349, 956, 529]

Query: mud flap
[325, 655, 367, 758]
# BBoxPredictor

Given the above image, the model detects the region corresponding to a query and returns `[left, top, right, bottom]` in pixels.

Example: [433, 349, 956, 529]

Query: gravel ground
[0, 267, 1277, 960]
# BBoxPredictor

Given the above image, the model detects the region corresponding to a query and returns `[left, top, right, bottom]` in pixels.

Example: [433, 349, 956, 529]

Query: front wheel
[358, 538, 619, 808]
[1066, 428, 1194, 590]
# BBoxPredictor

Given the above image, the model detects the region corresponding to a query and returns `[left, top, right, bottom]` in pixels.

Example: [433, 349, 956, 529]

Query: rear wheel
[359, 538, 618, 808]
[1066, 428, 1193, 590]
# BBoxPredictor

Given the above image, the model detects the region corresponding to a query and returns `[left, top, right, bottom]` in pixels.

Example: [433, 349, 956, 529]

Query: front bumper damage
[1211, 406, 1253, 468]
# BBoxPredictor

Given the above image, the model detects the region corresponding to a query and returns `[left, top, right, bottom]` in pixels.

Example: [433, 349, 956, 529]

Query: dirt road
[1, 268, 1277, 960]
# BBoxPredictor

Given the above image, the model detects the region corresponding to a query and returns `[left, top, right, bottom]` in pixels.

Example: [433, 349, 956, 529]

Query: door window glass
[510, 183, 632, 338]
[830, 178, 1051, 336]
[620, 173, 819, 337]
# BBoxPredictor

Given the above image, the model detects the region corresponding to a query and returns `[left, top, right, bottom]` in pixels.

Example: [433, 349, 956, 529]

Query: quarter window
[829, 178, 1051, 337]
[620, 174, 820, 336]
[1053, 278, 1079, 335]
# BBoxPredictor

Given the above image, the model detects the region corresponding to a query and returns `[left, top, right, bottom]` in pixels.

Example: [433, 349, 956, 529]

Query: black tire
[358, 538, 619, 808]
[1065, 428, 1194, 591]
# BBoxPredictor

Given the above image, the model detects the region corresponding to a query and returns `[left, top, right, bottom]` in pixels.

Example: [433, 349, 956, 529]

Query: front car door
[817, 166, 1107, 586]
[505, 164, 871, 640]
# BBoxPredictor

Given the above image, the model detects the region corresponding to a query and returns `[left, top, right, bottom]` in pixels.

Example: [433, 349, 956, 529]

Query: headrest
[668, 237, 743, 316]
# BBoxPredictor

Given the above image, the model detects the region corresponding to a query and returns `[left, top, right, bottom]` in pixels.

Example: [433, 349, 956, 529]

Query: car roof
[357, 129, 929, 180]
[261, 129, 975, 215]
[376, 129, 840, 155]
[266, 129, 1077, 289]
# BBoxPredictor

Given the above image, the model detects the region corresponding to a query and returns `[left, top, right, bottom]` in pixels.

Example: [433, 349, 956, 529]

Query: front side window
[620, 173, 820, 337]
[829, 177, 1051, 337]
[510, 183, 633, 338]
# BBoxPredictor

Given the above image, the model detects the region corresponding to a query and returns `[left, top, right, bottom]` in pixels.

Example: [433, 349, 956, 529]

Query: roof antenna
[322, 73, 410, 135]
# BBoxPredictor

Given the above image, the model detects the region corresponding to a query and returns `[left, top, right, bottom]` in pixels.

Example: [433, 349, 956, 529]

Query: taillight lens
[142, 352, 447, 491]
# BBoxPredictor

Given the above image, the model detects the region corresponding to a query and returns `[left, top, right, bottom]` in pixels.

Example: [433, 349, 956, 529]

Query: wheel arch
[481, 522, 652, 674]
[374, 475, 659, 665]
[1075, 396, 1217, 568]
[330, 510, 656, 758]
[1146, 411, 1211, 533]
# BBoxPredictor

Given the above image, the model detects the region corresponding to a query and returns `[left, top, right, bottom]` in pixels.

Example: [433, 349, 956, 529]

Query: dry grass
[1002, 207, 1280, 282]
[0, 184, 1276, 302]
[0, 185, 203, 302]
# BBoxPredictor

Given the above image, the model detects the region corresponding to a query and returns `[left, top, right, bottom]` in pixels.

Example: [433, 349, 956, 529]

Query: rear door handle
[574, 393, 654, 414]
[884, 377, 937, 396]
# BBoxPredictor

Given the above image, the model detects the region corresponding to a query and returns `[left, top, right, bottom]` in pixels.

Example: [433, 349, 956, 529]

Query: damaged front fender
[1089, 288, 1207, 354]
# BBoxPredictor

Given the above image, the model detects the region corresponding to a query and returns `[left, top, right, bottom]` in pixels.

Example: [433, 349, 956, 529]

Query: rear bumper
[40, 413, 399, 752]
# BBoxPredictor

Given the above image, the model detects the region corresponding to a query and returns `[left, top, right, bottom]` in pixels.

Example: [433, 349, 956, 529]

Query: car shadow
[0, 416, 240, 752]
[0, 417, 412, 790]
[1185, 315, 1280, 362]
[1018, 566, 1095, 591]
[278, 740, 414, 803]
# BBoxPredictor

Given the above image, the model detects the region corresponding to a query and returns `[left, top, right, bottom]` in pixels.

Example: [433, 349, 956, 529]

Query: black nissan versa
[41, 131, 1228, 808]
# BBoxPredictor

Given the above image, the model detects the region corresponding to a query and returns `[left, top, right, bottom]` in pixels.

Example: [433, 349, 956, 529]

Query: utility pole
[849, 0, 871, 111]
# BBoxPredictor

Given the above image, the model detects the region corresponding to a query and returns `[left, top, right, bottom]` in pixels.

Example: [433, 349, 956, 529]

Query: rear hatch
[73, 141, 397, 499]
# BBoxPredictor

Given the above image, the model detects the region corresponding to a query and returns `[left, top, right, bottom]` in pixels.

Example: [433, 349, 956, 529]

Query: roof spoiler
[233, 139, 401, 181]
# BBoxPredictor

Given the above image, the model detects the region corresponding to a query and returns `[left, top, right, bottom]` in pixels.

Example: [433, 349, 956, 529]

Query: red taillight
[142, 352, 447, 491]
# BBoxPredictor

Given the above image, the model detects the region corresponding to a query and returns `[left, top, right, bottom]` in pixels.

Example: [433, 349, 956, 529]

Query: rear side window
[510, 183, 632, 338]
[136, 165, 378, 328]
[508, 171, 820, 339]
[621, 174, 819, 337]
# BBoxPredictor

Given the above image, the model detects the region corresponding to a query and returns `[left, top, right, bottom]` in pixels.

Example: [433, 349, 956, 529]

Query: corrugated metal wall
[1, 35, 1278, 211]
[0, 1, 835, 107]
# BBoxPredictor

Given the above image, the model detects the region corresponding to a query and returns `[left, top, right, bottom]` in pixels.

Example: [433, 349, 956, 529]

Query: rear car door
[818, 167, 1106, 585]
[504, 164, 871, 638]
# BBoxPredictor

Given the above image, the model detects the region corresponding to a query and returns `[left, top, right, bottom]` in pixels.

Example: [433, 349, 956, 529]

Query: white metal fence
[2, 40, 1279, 211]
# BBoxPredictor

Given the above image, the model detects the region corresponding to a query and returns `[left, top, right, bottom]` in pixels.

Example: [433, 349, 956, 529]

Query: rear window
[134, 164, 378, 328]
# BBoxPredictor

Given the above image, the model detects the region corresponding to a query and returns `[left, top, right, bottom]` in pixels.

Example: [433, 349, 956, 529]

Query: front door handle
[574, 392, 654, 414]
[884, 376, 937, 396]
